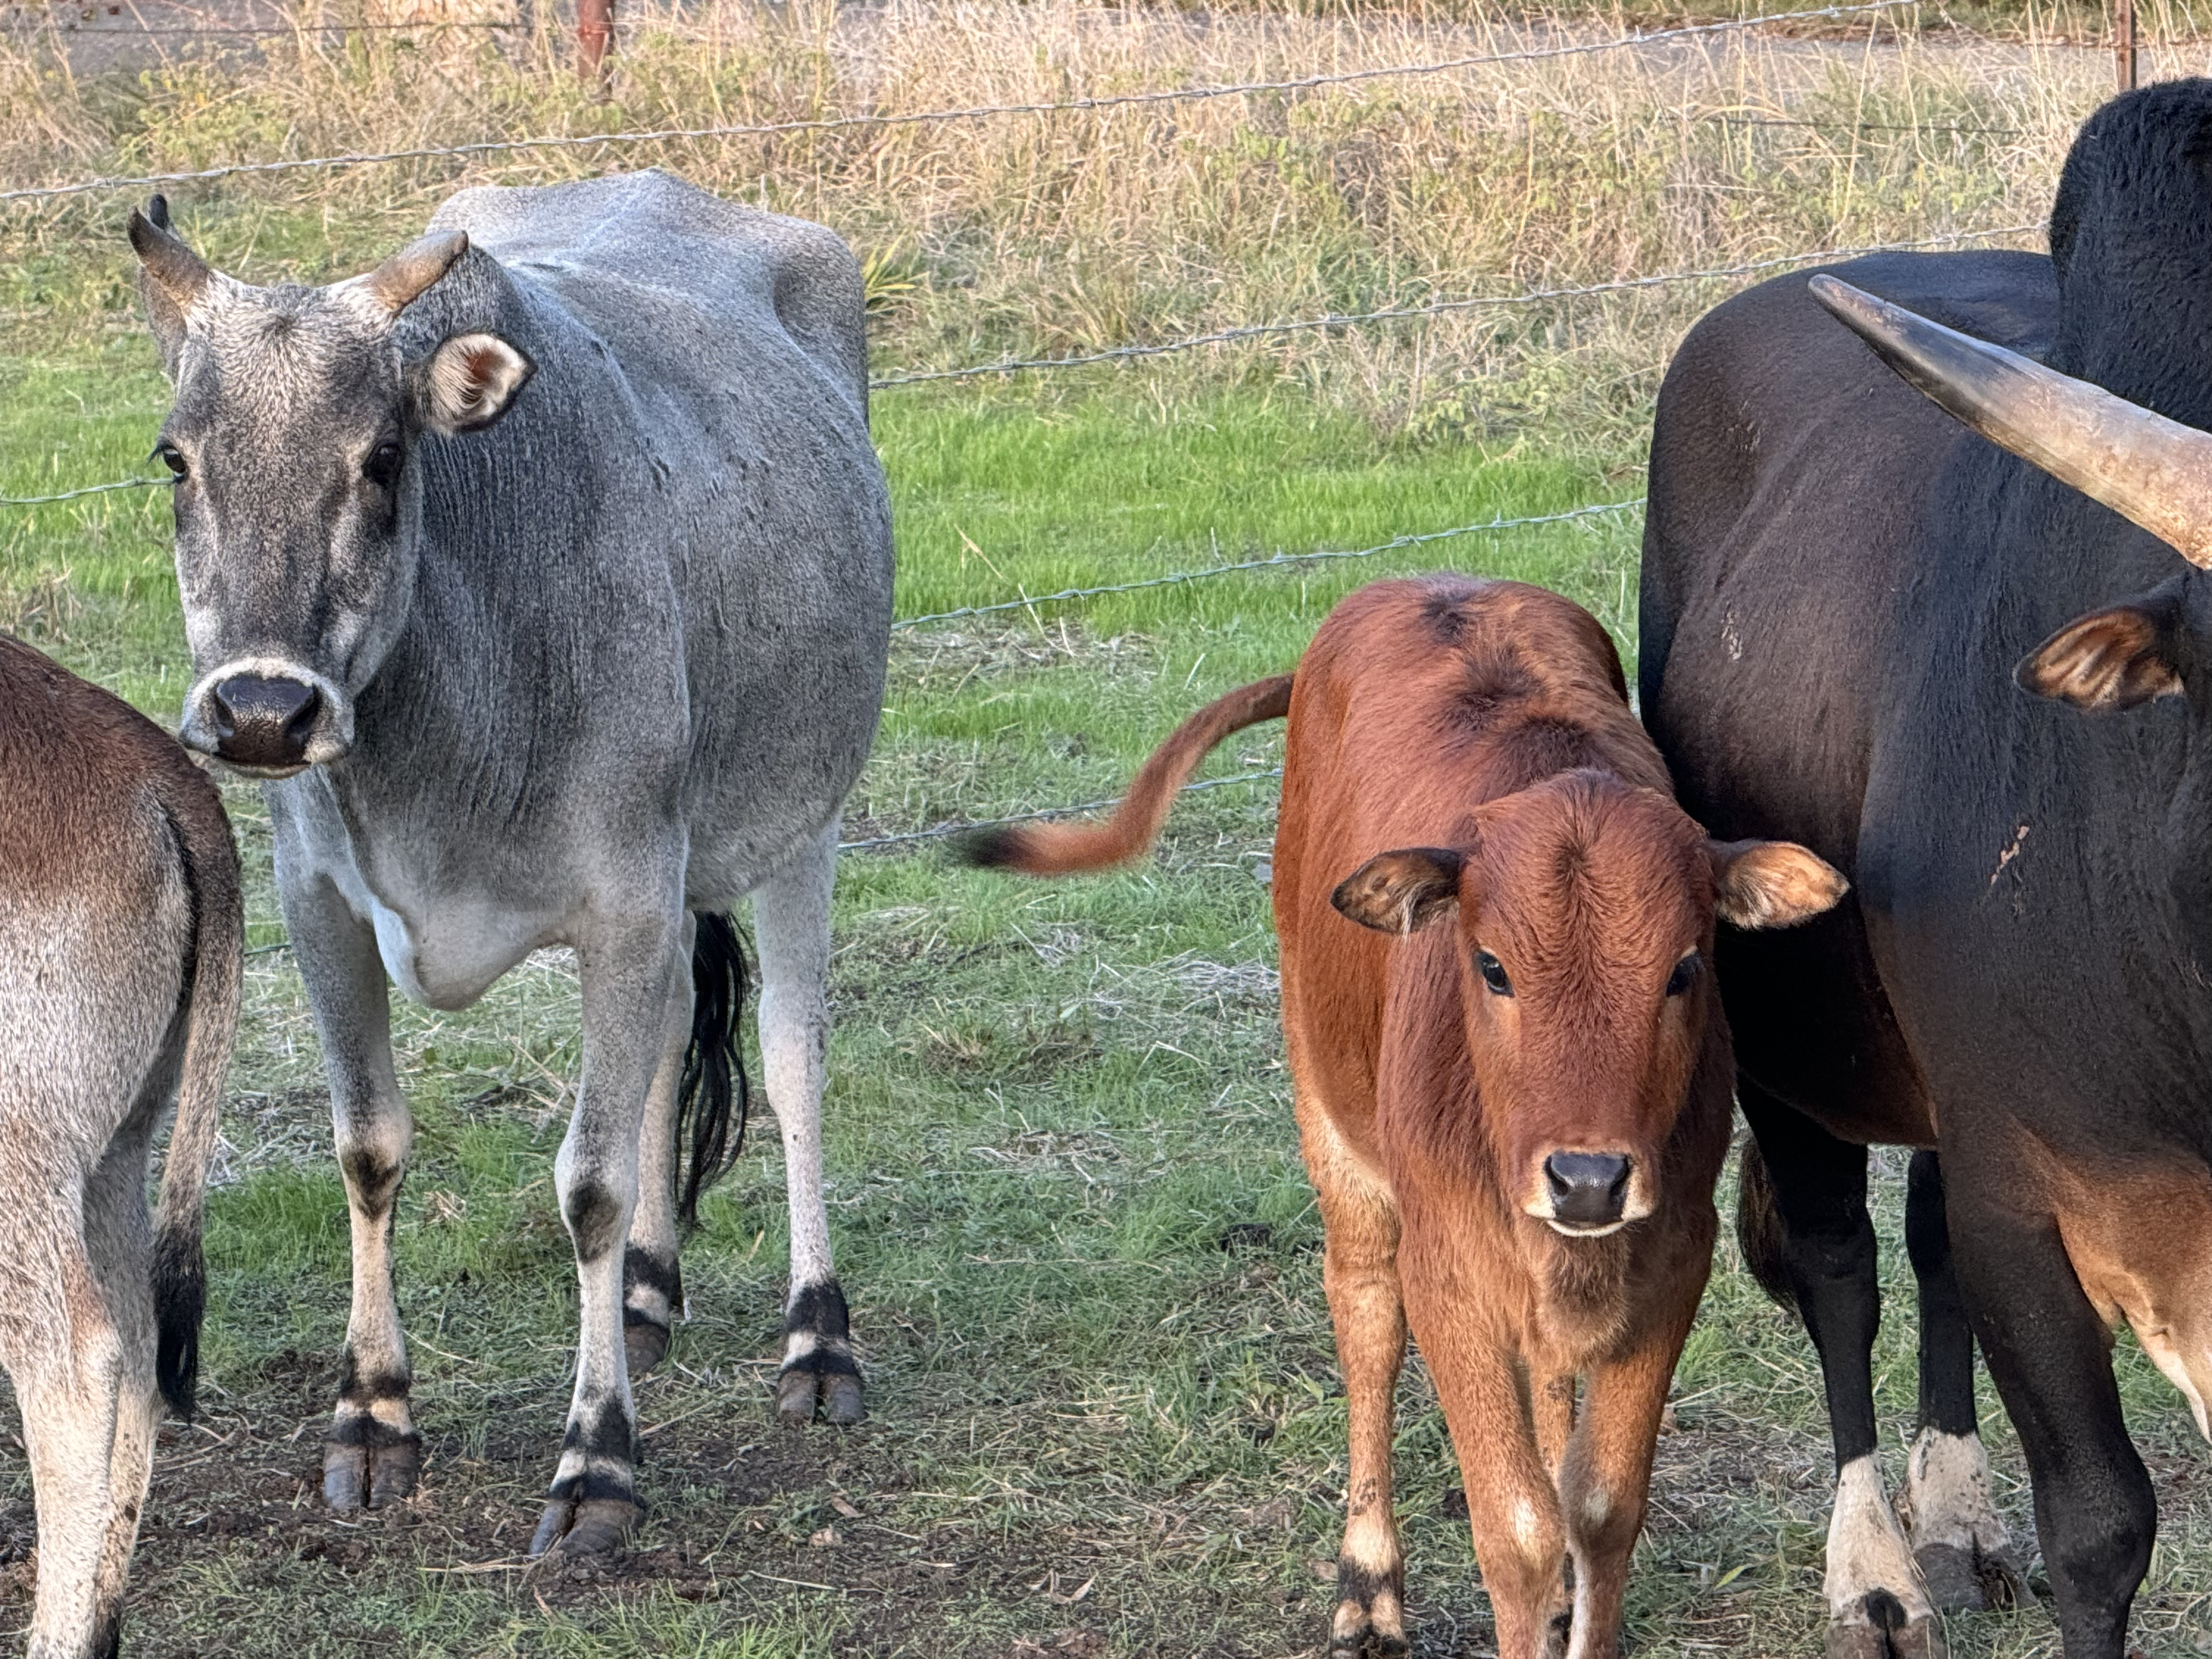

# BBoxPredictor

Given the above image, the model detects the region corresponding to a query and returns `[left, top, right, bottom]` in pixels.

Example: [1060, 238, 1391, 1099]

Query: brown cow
[0, 634, 240, 1658]
[970, 575, 1845, 1658]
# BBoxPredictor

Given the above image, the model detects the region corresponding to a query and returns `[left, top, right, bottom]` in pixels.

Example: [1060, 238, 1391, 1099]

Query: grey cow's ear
[2017, 579, 2188, 712]
[128, 195, 211, 373]
[1707, 839, 1849, 929]
[1332, 847, 1465, 935]
[416, 333, 535, 435]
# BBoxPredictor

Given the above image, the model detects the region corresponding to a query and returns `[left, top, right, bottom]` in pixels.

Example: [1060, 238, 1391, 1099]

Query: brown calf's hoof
[1328, 1562, 1409, 1659]
[776, 1358, 865, 1427]
[322, 1424, 422, 1511]
[1913, 1541, 2026, 1613]
[1826, 1590, 1947, 1659]
[529, 1494, 641, 1559]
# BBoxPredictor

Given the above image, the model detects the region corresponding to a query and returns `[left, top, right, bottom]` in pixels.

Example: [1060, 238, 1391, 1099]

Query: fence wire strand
[1, 0, 1918, 205]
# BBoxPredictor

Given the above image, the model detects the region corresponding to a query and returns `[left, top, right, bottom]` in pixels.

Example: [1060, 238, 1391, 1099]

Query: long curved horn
[349, 229, 469, 317]
[1810, 273, 2212, 570]
[128, 197, 213, 313]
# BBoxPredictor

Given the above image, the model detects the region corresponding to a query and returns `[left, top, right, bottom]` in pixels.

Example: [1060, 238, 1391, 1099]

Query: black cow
[1641, 82, 2212, 1659]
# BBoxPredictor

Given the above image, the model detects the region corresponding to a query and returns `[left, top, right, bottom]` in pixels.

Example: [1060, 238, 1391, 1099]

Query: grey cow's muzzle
[179, 656, 355, 775]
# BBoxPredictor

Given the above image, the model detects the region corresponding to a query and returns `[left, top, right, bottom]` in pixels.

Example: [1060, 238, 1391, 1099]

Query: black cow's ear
[1331, 847, 1465, 934]
[2017, 582, 2187, 712]
[1706, 839, 1848, 929]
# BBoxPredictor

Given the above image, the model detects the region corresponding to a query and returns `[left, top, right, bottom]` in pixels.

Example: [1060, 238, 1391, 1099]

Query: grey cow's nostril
[1544, 1152, 1632, 1228]
[211, 675, 322, 768]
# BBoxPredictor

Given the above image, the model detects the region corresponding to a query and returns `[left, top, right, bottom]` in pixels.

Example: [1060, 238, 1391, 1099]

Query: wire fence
[0, 0, 1924, 204]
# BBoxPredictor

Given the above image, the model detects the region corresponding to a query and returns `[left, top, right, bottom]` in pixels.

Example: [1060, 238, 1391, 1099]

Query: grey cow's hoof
[1914, 1542, 2026, 1613]
[529, 1493, 641, 1559]
[775, 1359, 865, 1426]
[624, 1314, 672, 1378]
[323, 1423, 422, 1511]
[1826, 1590, 1948, 1659]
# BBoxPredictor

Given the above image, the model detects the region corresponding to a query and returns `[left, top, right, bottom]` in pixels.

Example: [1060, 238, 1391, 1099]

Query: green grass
[3, 323, 2209, 1659]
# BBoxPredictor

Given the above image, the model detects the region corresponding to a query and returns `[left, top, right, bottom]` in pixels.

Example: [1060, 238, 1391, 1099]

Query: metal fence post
[578, 0, 613, 83]
[2117, 0, 2138, 89]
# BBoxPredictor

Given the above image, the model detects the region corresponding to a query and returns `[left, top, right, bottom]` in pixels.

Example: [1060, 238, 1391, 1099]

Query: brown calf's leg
[1420, 1334, 1567, 1659]
[1298, 1094, 1409, 1658]
[1557, 1337, 1680, 1659]
[1530, 1371, 1579, 1656]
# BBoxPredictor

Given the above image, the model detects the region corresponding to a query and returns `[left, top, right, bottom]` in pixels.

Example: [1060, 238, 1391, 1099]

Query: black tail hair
[153, 1229, 206, 1418]
[1735, 1137, 1798, 1315]
[675, 911, 752, 1231]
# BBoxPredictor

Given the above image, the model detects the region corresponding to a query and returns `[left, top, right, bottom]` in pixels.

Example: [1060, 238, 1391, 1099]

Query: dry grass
[3, 0, 2192, 450]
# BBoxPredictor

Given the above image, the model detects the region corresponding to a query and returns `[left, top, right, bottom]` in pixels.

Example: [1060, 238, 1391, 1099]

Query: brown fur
[0, 633, 241, 1659]
[973, 575, 1842, 1658]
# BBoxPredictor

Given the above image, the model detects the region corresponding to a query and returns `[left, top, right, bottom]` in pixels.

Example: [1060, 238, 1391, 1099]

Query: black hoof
[322, 1419, 422, 1511]
[529, 1492, 641, 1558]
[1914, 1541, 2025, 1613]
[1826, 1589, 1946, 1659]
[1328, 1561, 1409, 1659]
[775, 1357, 865, 1426]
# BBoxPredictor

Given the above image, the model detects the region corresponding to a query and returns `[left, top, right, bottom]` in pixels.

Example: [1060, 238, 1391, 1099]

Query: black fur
[151, 1226, 204, 1419]
[337, 1350, 412, 1404]
[956, 826, 1025, 868]
[786, 1279, 853, 1341]
[563, 1176, 623, 1262]
[1733, 1139, 1796, 1313]
[559, 1395, 636, 1461]
[675, 911, 751, 1230]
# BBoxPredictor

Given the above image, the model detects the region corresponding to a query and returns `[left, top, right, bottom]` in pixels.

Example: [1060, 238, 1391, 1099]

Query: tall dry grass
[7, 0, 2210, 445]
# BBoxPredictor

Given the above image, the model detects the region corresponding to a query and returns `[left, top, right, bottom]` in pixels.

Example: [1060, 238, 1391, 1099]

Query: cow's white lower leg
[622, 929, 694, 1378]
[1825, 1455, 1945, 1659]
[530, 911, 676, 1558]
[754, 828, 862, 1426]
[1905, 1429, 2025, 1611]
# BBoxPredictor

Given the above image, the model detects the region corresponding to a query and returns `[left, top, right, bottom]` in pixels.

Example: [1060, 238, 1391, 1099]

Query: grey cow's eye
[154, 443, 187, 479]
[363, 441, 404, 489]
[1666, 951, 1701, 997]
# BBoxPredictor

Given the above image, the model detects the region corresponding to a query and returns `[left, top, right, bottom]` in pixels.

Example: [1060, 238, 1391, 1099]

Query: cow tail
[675, 911, 752, 1232]
[964, 674, 1295, 876]
[154, 786, 243, 1420]
[1734, 1137, 1798, 1316]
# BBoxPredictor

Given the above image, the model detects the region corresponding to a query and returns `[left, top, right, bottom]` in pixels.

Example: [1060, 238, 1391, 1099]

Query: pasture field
[6, 1, 2212, 1654]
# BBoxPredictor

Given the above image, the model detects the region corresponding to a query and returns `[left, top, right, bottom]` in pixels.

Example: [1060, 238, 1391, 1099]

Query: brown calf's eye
[1476, 950, 1514, 997]
[1666, 951, 1701, 997]
[364, 442, 404, 489]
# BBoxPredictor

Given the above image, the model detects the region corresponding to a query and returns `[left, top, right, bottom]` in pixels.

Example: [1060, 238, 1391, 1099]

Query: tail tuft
[675, 912, 752, 1231]
[1735, 1138, 1798, 1315]
[153, 1227, 206, 1418]
[958, 825, 1042, 872]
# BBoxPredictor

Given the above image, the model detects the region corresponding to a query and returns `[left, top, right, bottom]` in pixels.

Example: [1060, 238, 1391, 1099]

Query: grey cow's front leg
[284, 872, 423, 1511]
[529, 910, 684, 1558]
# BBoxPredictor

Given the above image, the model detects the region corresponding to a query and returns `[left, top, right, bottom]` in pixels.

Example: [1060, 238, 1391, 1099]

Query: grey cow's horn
[1810, 273, 2212, 571]
[127, 198, 213, 313]
[350, 229, 470, 317]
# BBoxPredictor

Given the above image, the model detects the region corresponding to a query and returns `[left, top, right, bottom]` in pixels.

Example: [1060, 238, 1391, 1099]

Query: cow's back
[1638, 250, 2056, 1137]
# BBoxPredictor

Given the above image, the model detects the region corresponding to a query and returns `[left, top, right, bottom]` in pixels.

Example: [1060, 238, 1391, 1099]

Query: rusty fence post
[577, 0, 613, 84]
[2116, 0, 2138, 90]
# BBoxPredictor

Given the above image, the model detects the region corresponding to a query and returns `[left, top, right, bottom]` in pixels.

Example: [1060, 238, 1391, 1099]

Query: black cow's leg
[285, 874, 422, 1511]
[1739, 1082, 1940, 1659]
[1945, 1184, 2151, 1659]
[1901, 1153, 2025, 1612]
[530, 907, 684, 1558]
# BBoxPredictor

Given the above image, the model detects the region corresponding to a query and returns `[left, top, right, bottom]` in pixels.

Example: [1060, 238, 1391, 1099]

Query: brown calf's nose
[1545, 1152, 1632, 1229]
[212, 674, 321, 768]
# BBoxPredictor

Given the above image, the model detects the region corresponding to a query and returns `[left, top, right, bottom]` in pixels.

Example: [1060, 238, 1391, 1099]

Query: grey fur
[134, 170, 893, 1551]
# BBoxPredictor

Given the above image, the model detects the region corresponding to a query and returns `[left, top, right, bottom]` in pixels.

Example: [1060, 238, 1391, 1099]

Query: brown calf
[0, 634, 240, 1658]
[972, 576, 1844, 1658]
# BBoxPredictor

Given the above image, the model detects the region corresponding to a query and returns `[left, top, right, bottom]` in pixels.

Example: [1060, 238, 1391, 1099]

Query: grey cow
[128, 170, 894, 1554]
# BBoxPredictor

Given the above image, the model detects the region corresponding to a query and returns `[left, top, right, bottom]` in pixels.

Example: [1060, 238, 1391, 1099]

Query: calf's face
[1333, 775, 1844, 1236]
[131, 202, 532, 776]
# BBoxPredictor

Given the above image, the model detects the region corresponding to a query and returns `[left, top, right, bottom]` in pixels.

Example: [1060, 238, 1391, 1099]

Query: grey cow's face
[133, 201, 532, 776]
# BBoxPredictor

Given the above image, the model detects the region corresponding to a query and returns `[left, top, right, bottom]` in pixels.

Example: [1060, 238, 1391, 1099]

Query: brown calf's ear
[1707, 840, 1849, 929]
[1331, 848, 1464, 935]
[2016, 586, 2186, 712]
[418, 333, 535, 435]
